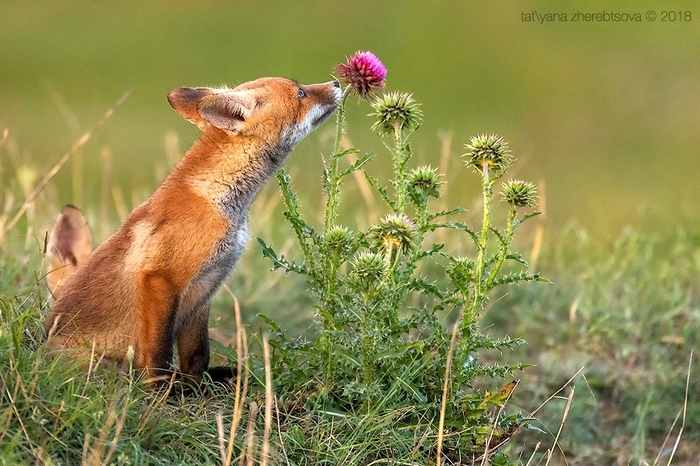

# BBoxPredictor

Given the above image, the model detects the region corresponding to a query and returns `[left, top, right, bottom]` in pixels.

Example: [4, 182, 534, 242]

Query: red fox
[45, 77, 341, 383]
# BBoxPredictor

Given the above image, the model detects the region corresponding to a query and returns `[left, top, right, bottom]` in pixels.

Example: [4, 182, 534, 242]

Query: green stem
[324, 89, 351, 231]
[358, 292, 377, 408]
[487, 206, 517, 287]
[463, 164, 492, 329]
[277, 169, 315, 268]
[320, 87, 351, 387]
[361, 300, 372, 386]
[392, 124, 408, 213]
[321, 89, 351, 328]
[416, 201, 429, 232]
[321, 262, 339, 330]
[454, 164, 492, 381]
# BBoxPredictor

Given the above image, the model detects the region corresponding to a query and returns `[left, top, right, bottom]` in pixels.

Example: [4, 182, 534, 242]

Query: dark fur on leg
[205, 365, 236, 384]
[166, 366, 236, 398]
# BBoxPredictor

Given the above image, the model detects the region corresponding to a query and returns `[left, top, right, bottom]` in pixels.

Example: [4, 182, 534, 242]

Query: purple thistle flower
[336, 51, 387, 99]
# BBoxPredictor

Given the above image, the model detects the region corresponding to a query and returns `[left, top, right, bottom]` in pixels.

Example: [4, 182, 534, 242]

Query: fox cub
[45, 77, 341, 383]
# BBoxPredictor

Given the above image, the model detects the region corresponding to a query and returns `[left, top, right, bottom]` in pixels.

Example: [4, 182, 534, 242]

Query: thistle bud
[407, 166, 442, 204]
[368, 213, 419, 256]
[370, 92, 423, 136]
[451, 257, 476, 284]
[325, 225, 354, 256]
[501, 180, 538, 209]
[463, 134, 513, 174]
[349, 251, 388, 295]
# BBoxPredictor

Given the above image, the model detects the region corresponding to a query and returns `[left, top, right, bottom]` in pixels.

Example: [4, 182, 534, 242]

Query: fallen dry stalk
[260, 335, 273, 466]
[662, 350, 693, 466]
[223, 285, 249, 466]
[436, 318, 460, 466]
[544, 386, 575, 466]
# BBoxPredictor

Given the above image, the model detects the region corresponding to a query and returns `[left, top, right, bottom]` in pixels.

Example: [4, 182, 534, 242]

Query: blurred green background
[1, 0, 699, 236]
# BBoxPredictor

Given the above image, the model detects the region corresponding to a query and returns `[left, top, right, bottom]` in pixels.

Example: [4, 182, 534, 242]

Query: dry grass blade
[544, 386, 575, 466]
[436, 130, 452, 211]
[217, 412, 227, 464]
[525, 442, 541, 466]
[223, 284, 249, 466]
[243, 401, 259, 466]
[568, 295, 582, 324]
[478, 380, 520, 465]
[3, 372, 30, 442]
[83, 397, 128, 466]
[260, 335, 273, 466]
[0, 128, 8, 151]
[100, 146, 113, 239]
[274, 397, 291, 466]
[653, 409, 681, 466]
[529, 180, 546, 269]
[436, 131, 453, 245]
[348, 150, 378, 221]
[100, 400, 129, 466]
[79, 341, 97, 399]
[664, 350, 693, 466]
[529, 366, 584, 418]
[436, 318, 460, 466]
[0, 91, 130, 243]
[135, 371, 175, 435]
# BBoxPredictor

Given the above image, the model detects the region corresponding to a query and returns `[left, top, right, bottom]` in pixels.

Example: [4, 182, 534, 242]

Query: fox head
[167, 78, 341, 151]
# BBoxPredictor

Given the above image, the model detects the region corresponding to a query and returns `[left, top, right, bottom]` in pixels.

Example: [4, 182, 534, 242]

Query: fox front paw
[206, 366, 236, 384]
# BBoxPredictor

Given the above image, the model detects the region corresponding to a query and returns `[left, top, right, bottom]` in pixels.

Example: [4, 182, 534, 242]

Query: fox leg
[136, 272, 177, 380]
[177, 300, 235, 384]
[176, 301, 211, 379]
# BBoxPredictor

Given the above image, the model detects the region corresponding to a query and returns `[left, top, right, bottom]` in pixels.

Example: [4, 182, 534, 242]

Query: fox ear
[196, 90, 259, 132]
[46, 205, 93, 299]
[167, 87, 217, 130]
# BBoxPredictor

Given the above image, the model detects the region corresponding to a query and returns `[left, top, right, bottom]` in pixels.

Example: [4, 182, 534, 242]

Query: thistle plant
[370, 91, 423, 212]
[324, 51, 387, 231]
[258, 51, 545, 462]
[456, 137, 542, 368]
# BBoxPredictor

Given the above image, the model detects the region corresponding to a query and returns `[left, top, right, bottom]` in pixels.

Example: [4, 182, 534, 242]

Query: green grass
[2, 221, 699, 464]
[1, 101, 699, 465]
[486, 225, 700, 464]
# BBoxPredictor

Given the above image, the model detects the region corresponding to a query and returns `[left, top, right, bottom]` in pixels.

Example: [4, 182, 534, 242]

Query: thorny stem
[277, 170, 315, 269]
[321, 87, 353, 322]
[324, 87, 352, 232]
[415, 200, 429, 232]
[463, 163, 492, 332]
[452, 163, 493, 384]
[392, 123, 408, 213]
[361, 297, 374, 389]
[320, 86, 352, 389]
[488, 206, 517, 287]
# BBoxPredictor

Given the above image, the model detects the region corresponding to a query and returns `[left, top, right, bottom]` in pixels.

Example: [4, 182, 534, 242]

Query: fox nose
[332, 80, 340, 88]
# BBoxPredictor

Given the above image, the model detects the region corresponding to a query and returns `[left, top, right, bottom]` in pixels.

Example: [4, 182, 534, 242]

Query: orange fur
[45, 77, 341, 383]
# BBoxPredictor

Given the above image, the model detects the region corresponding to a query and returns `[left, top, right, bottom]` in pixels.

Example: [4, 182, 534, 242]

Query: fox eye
[297, 88, 306, 98]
